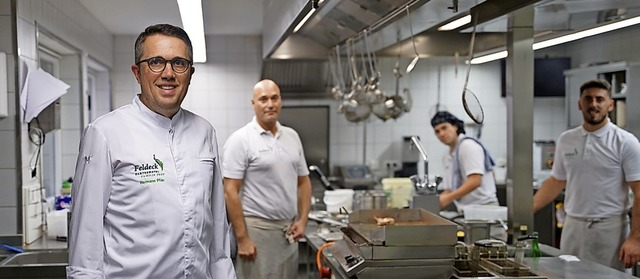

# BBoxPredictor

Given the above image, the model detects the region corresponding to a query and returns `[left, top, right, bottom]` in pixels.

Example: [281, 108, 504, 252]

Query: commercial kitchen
[1, 0, 640, 278]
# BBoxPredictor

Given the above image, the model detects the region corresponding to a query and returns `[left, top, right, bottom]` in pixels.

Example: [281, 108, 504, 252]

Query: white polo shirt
[552, 121, 640, 218]
[222, 117, 309, 221]
[442, 134, 498, 209]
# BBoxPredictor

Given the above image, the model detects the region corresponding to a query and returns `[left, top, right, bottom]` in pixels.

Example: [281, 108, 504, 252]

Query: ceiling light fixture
[438, 15, 471, 31]
[469, 50, 507, 64]
[177, 0, 207, 63]
[532, 14, 640, 50]
[294, 0, 325, 33]
[470, 14, 640, 64]
[294, 9, 315, 33]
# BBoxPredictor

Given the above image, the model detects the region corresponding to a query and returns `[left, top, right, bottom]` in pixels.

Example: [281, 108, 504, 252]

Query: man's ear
[131, 64, 141, 84]
[187, 66, 195, 85]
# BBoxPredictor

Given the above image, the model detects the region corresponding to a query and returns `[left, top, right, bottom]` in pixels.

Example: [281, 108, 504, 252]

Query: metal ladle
[372, 60, 405, 121]
[405, 6, 420, 74]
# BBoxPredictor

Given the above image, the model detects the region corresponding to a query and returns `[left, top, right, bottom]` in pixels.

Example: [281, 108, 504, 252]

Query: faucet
[409, 136, 440, 194]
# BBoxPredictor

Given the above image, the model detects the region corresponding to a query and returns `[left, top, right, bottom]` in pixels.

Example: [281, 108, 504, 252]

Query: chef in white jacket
[66, 24, 236, 279]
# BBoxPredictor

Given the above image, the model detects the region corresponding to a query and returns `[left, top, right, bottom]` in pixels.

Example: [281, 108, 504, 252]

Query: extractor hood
[261, 0, 640, 97]
[261, 0, 433, 97]
[263, 0, 432, 60]
[260, 0, 525, 97]
[261, 59, 331, 98]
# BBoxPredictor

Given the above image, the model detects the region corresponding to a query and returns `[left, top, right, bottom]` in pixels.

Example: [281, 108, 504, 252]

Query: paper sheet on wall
[20, 67, 70, 123]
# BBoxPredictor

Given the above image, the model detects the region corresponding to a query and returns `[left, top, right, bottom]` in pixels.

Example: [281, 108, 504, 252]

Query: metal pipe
[410, 136, 428, 162]
[410, 136, 430, 193]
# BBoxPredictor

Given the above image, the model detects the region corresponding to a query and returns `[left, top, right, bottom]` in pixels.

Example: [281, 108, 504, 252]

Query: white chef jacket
[67, 96, 236, 279]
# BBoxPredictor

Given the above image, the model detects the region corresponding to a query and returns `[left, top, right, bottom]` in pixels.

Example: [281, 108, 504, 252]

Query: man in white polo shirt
[533, 79, 640, 271]
[222, 79, 312, 279]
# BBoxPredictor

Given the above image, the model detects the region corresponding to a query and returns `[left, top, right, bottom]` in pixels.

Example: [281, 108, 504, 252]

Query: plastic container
[382, 177, 414, 208]
[463, 205, 507, 221]
[47, 209, 69, 240]
[61, 178, 72, 196]
[323, 189, 354, 213]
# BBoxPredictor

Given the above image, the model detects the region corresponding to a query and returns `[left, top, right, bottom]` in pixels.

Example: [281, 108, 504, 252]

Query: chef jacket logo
[564, 148, 579, 157]
[153, 154, 164, 171]
[134, 154, 166, 185]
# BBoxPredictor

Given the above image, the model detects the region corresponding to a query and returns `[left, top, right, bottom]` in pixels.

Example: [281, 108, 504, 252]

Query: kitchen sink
[1, 250, 68, 265]
[0, 250, 68, 278]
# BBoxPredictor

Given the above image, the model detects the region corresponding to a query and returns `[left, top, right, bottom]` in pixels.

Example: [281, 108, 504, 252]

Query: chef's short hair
[134, 24, 193, 63]
[579, 79, 611, 97]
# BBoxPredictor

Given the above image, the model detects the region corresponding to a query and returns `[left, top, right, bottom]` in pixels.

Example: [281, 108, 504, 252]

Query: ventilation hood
[261, 0, 544, 96]
[262, 0, 547, 60]
[261, 59, 330, 98]
[261, 0, 436, 96]
[261, 0, 640, 97]
[263, 0, 432, 60]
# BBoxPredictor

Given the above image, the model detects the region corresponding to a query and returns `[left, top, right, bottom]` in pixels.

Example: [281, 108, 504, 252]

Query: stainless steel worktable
[306, 230, 636, 279]
[320, 250, 636, 279]
[521, 257, 635, 279]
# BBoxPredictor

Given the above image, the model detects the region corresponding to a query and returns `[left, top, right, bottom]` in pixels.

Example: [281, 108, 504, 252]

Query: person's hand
[287, 220, 306, 242]
[439, 192, 454, 209]
[237, 237, 257, 261]
[619, 236, 640, 268]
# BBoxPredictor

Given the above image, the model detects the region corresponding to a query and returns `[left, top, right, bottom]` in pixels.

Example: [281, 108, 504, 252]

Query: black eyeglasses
[137, 56, 192, 73]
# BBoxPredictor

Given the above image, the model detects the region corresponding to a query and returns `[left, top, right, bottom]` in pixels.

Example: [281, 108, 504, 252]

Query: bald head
[251, 79, 282, 132]
[253, 79, 280, 99]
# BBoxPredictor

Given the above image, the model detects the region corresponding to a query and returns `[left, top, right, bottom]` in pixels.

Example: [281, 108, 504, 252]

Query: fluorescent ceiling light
[470, 15, 640, 64]
[438, 15, 471, 31]
[293, 0, 325, 33]
[294, 9, 315, 33]
[177, 0, 207, 63]
[470, 50, 508, 64]
[533, 14, 640, 50]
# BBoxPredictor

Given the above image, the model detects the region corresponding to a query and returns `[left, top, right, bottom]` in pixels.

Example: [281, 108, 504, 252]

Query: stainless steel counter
[305, 221, 636, 279]
[0, 235, 68, 279]
[23, 235, 67, 251]
[0, 234, 67, 252]
[319, 248, 635, 279]
[521, 257, 635, 279]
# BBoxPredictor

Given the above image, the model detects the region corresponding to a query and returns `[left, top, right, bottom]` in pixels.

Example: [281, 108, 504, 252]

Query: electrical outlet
[384, 160, 401, 171]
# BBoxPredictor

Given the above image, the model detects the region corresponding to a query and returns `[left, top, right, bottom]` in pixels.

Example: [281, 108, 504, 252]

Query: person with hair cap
[430, 111, 500, 215]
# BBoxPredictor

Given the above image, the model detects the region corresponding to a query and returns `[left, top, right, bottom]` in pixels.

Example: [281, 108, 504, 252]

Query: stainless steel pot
[353, 190, 388, 210]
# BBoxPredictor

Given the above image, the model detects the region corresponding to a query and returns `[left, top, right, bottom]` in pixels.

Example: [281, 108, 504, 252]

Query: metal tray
[347, 208, 457, 246]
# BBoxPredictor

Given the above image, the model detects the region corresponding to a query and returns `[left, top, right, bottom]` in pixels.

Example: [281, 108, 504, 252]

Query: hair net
[430, 111, 465, 135]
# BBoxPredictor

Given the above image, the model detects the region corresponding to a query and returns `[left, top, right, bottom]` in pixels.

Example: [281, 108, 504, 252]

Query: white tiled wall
[59, 54, 82, 184]
[0, 0, 113, 235]
[0, 1, 19, 235]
